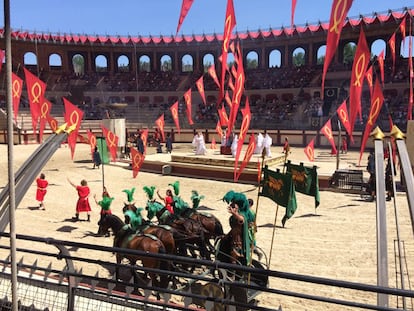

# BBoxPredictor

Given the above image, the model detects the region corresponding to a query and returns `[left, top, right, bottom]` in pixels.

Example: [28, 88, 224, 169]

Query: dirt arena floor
[0, 141, 413, 310]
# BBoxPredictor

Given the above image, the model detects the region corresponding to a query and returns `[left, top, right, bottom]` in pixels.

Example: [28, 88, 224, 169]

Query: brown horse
[97, 214, 170, 292]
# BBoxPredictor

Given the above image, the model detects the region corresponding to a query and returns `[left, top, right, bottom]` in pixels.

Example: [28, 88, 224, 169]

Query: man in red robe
[68, 178, 92, 221]
[36, 173, 48, 210]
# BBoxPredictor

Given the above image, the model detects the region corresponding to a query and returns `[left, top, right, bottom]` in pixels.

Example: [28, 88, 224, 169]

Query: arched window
[49, 53, 62, 70]
[95, 55, 108, 72]
[139, 55, 150, 72]
[343, 42, 356, 65]
[371, 39, 386, 57]
[72, 54, 85, 76]
[24, 52, 37, 66]
[182, 54, 193, 72]
[317, 46, 326, 65]
[160, 55, 172, 71]
[246, 51, 258, 69]
[269, 49, 281, 68]
[292, 47, 305, 67]
[203, 53, 215, 72]
[117, 55, 130, 72]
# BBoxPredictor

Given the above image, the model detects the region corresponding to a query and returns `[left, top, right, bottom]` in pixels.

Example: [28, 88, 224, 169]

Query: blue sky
[1, 1, 411, 36]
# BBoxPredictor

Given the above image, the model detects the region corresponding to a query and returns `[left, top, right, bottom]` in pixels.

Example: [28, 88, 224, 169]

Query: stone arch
[139, 55, 150, 72]
[317, 45, 326, 65]
[72, 53, 85, 76]
[371, 39, 386, 57]
[95, 54, 108, 72]
[24, 52, 37, 66]
[181, 54, 193, 72]
[269, 49, 282, 68]
[342, 41, 356, 65]
[160, 54, 172, 71]
[117, 55, 130, 72]
[292, 47, 306, 67]
[246, 50, 258, 69]
[48, 53, 62, 69]
[202, 53, 215, 72]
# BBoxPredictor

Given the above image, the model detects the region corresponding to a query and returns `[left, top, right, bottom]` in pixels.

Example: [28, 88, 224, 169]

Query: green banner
[97, 137, 109, 164]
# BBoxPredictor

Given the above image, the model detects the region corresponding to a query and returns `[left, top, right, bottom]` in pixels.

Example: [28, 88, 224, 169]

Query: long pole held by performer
[254, 148, 266, 219]
[100, 137, 105, 192]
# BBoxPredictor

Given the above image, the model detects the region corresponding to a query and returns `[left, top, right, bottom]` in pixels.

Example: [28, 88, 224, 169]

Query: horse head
[97, 214, 124, 236]
[146, 199, 164, 221]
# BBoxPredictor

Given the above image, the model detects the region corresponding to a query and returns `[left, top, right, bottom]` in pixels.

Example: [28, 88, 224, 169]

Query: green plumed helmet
[100, 196, 114, 209]
[122, 187, 136, 203]
[169, 181, 180, 196]
[143, 185, 156, 200]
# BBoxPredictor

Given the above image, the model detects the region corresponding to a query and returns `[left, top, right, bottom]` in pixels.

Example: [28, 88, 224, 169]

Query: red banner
[63, 97, 84, 159]
[359, 78, 384, 164]
[234, 97, 251, 180]
[155, 114, 166, 142]
[170, 101, 181, 134]
[208, 65, 220, 88]
[365, 65, 373, 98]
[220, 0, 236, 101]
[39, 98, 52, 143]
[320, 118, 337, 155]
[87, 130, 97, 153]
[349, 27, 370, 138]
[321, 0, 353, 96]
[101, 125, 119, 162]
[378, 50, 385, 86]
[176, 0, 194, 35]
[235, 133, 256, 182]
[183, 88, 194, 125]
[196, 75, 206, 105]
[336, 100, 352, 141]
[400, 16, 406, 46]
[11, 73, 23, 123]
[130, 147, 145, 178]
[291, 0, 297, 28]
[225, 91, 232, 110]
[47, 115, 58, 133]
[227, 59, 245, 137]
[140, 129, 149, 154]
[24, 67, 46, 134]
[304, 138, 315, 162]
[218, 105, 228, 127]
[215, 120, 223, 138]
[388, 33, 396, 74]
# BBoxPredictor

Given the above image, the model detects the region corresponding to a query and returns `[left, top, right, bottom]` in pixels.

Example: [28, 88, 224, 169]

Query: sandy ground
[0, 141, 413, 310]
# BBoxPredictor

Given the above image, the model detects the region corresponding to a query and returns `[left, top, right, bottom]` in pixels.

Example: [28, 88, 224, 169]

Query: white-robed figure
[192, 131, 207, 155]
[263, 130, 272, 157]
[254, 132, 264, 154]
[231, 134, 239, 157]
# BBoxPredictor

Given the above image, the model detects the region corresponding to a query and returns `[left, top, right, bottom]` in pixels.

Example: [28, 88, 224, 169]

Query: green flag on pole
[285, 160, 320, 208]
[260, 166, 297, 224]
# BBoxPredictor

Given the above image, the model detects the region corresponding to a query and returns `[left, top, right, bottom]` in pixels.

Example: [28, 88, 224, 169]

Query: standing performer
[94, 186, 114, 223]
[263, 130, 273, 157]
[36, 173, 48, 210]
[254, 132, 264, 154]
[68, 178, 92, 221]
[157, 189, 175, 214]
[92, 146, 101, 169]
[192, 131, 207, 155]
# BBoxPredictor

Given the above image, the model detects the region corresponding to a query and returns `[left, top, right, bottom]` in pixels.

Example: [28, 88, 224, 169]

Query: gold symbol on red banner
[353, 54, 367, 87]
[234, 75, 243, 104]
[133, 152, 143, 169]
[12, 80, 21, 98]
[368, 98, 381, 125]
[50, 119, 57, 131]
[90, 135, 96, 148]
[107, 132, 117, 147]
[40, 101, 49, 118]
[330, 0, 348, 34]
[305, 146, 314, 161]
[223, 15, 233, 52]
[339, 109, 348, 123]
[323, 125, 333, 140]
[31, 82, 42, 103]
[69, 111, 79, 127]
[171, 107, 178, 119]
[239, 114, 251, 138]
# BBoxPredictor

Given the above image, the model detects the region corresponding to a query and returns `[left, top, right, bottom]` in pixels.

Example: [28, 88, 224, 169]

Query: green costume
[122, 187, 136, 203]
[98, 196, 114, 214]
[124, 209, 142, 231]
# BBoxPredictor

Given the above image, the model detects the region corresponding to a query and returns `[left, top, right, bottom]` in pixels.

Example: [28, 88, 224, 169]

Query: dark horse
[97, 214, 170, 292]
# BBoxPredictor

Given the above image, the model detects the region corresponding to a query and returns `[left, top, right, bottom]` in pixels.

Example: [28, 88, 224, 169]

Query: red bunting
[234, 98, 251, 180]
[235, 133, 256, 182]
[220, 0, 236, 102]
[208, 65, 220, 88]
[176, 0, 194, 35]
[170, 101, 181, 134]
[11, 73, 23, 123]
[349, 27, 370, 138]
[101, 125, 119, 162]
[183, 89, 194, 125]
[377, 50, 385, 86]
[304, 138, 315, 162]
[196, 75, 206, 105]
[321, 0, 353, 97]
[359, 78, 384, 164]
[320, 119, 337, 155]
[388, 33, 396, 74]
[38, 98, 52, 143]
[218, 105, 229, 127]
[155, 114, 166, 142]
[63, 97, 84, 159]
[24, 67, 46, 134]
[336, 100, 352, 141]
[130, 147, 145, 178]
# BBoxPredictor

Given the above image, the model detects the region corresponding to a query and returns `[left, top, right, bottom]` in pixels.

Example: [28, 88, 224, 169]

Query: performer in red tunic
[36, 173, 48, 210]
[157, 189, 174, 214]
[68, 178, 92, 221]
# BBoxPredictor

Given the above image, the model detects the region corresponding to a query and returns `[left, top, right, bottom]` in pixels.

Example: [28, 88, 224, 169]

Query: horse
[97, 214, 170, 293]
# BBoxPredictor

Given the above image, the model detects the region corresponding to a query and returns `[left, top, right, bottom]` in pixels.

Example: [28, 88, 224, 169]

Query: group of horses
[96, 198, 227, 295]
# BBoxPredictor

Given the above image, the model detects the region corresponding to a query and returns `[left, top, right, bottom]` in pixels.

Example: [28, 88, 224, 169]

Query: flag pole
[100, 136, 105, 191]
[254, 148, 266, 218]
[336, 119, 342, 170]
[268, 204, 279, 265]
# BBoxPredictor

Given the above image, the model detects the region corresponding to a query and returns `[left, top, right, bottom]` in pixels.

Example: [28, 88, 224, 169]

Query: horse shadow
[27, 206, 44, 210]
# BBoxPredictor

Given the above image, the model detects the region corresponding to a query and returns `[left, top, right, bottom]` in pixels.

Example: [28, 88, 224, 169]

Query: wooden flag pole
[254, 149, 266, 219]
[268, 204, 279, 265]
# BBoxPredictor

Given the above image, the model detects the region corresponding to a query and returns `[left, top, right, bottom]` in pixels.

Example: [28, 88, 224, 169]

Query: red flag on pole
[47, 115, 58, 132]
[208, 65, 220, 88]
[257, 159, 261, 184]
[155, 114, 166, 142]
[320, 118, 337, 155]
[291, 0, 297, 29]
[365, 65, 374, 98]
[359, 78, 384, 164]
[218, 105, 229, 127]
[24, 67, 46, 134]
[220, 0, 236, 102]
[196, 75, 206, 105]
[63, 97, 84, 159]
[377, 50, 385, 86]
[227, 59, 245, 137]
[130, 147, 145, 178]
[140, 128, 149, 154]
[321, 0, 353, 97]
[215, 120, 223, 138]
[11, 73, 23, 123]
[304, 138, 315, 162]
[225, 91, 232, 110]
[170, 101, 181, 134]
[101, 125, 119, 162]
[176, 0, 194, 35]
[87, 129, 97, 153]
[388, 33, 396, 74]
[38, 98, 52, 143]
[235, 133, 256, 182]
[234, 98, 251, 180]
[349, 27, 370, 138]
[184, 89, 194, 125]
[400, 16, 406, 47]
[336, 100, 352, 140]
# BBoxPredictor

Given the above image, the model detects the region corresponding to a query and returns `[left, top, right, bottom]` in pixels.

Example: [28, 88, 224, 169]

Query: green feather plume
[222, 190, 249, 212]
[122, 187, 136, 203]
[191, 190, 205, 209]
[169, 181, 180, 196]
[143, 185, 156, 200]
